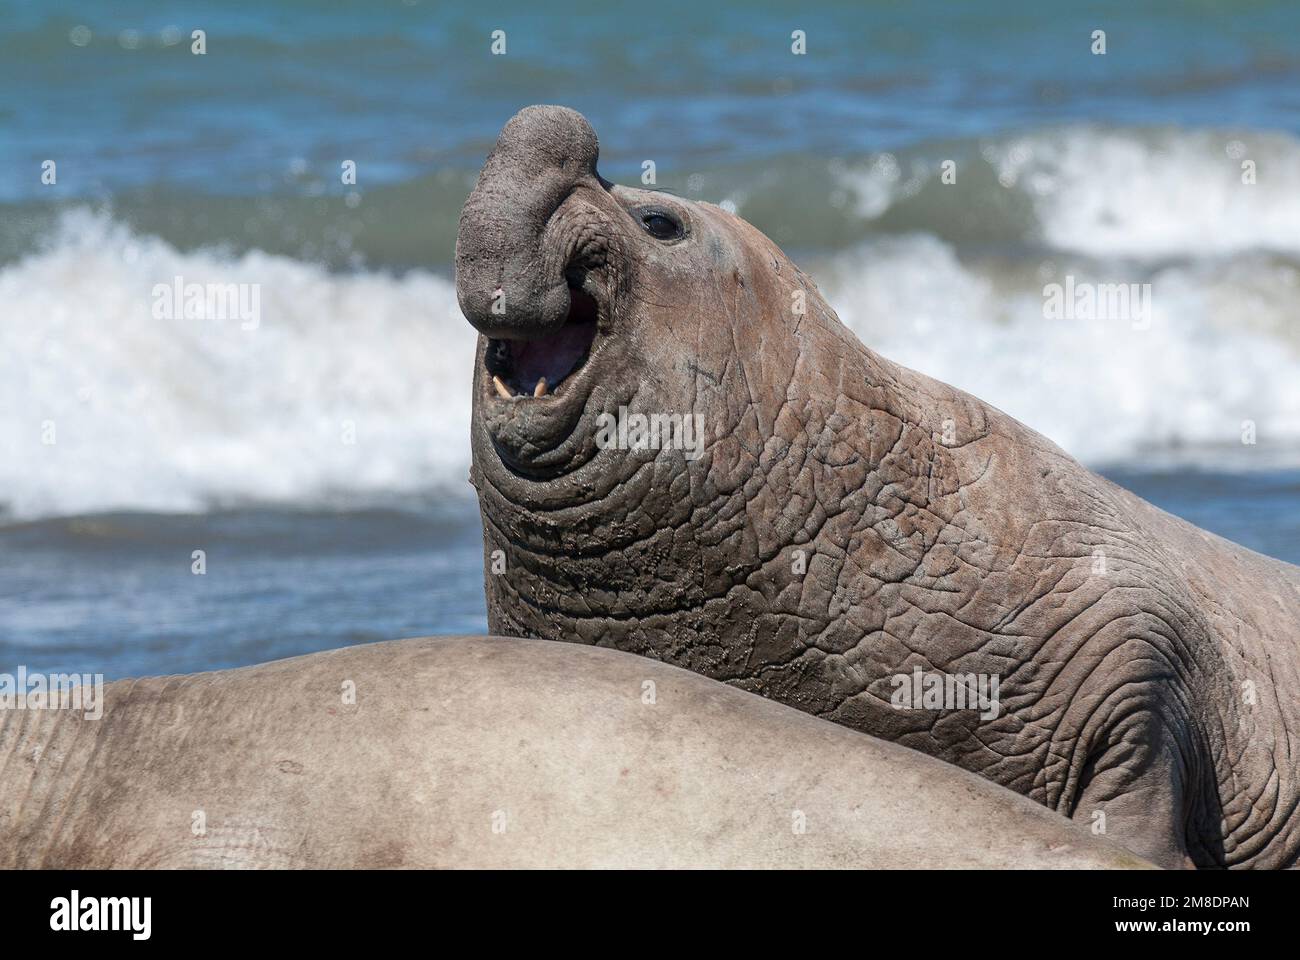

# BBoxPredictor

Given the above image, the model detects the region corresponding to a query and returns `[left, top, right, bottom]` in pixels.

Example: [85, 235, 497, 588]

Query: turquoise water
[5, 1, 1300, 268]
[6, 0, 1300, 203]
[2, 0, 1299, 676]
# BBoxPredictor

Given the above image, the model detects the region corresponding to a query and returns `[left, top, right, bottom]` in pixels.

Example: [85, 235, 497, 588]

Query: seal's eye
[641, 212, 682, 241]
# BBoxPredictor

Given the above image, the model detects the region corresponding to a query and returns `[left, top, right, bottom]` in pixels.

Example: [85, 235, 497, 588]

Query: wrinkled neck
[0, 699, 90, 867]
[475, 310, 930, 644]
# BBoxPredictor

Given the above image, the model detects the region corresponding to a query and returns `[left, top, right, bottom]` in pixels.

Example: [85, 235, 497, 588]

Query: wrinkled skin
[0, 637, 1153, 869]
[458, 106, 1300, 870]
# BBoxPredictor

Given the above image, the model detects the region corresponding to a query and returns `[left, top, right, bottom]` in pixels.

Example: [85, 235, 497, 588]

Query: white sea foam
[833, 126, 1300, 258]
[0, 211, 476, 521]
[995, 127, 1300, 258]
[822, 234, 1300, 466]
[2, 209, 1298, 522]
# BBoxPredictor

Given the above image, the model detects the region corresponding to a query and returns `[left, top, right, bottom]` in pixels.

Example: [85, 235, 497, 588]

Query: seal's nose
[455, 106, 602, 339]
[490, 104, 599, 176]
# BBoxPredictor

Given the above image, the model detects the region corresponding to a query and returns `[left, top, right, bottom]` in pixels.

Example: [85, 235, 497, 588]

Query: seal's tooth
[534, 377, 548, 397]
[492, 375, 513, 399]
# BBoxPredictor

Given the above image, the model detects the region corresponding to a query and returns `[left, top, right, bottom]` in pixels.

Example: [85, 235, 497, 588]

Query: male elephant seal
[0, 637, 1149, 869]
[457, 105, 1300, 869]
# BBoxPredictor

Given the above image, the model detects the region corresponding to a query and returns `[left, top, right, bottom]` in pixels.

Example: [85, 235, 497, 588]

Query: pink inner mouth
[486, 287, 599, 396]
[513, 318, 596, 386]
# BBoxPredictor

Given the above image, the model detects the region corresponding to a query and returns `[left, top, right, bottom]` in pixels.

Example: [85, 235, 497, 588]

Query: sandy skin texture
[458, 106, 1300, 869]
[0, 636, 1151, 869]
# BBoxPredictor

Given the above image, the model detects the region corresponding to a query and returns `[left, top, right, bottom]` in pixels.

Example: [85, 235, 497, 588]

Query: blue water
[4, 0, 1300, 203]
[2, 0, 1299, 678]
[0, 507, 487, 677]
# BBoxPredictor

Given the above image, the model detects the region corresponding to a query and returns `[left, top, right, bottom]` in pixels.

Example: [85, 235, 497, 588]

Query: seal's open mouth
[483, 283, 599, 398]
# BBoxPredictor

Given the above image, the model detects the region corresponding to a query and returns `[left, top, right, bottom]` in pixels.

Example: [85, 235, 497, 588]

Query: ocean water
[2, 0, 1299, 677]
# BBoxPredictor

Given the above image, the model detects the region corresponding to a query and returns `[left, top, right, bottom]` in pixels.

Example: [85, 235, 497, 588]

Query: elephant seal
[0, 637, 1149, 869]
[457, 105, 1300, 869]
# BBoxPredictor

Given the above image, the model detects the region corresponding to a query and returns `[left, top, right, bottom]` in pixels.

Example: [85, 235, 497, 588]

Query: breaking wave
[4, 137, 1300, 522]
